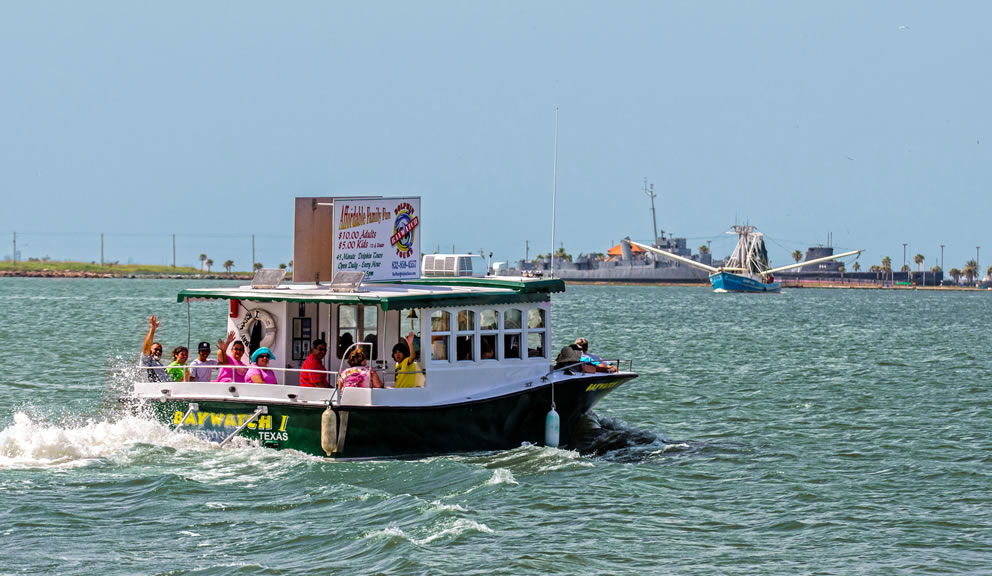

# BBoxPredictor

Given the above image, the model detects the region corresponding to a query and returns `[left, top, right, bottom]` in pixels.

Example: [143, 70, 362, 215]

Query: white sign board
[333, 197, 421, 281]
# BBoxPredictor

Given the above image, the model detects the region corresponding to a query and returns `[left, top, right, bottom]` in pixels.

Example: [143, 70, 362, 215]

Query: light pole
[902, 243, 907, 272]
[977, 246, 981, 285]
[940, 244, 945, 272]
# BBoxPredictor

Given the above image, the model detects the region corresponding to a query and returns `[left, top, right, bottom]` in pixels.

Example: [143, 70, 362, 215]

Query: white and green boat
[128, 197, 636, 458]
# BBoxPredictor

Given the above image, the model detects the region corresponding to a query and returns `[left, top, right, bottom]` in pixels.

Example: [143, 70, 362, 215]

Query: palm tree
[949, 268, 962, 284]
[554, 247, 572, 263]
[792, 250, 803, 263]
[698, 245, 709, 255]
[881, 256, 892, 272]
[914, 254, 924, 272]
[900, 264, 910, 273]
[962, 259, 978, 285]
[224, 260, 234, 273]
[837, 264, 846, 275]
[199, 253, 207, 272]
[253, 262, 263, 271]
[853, 261, 861, 272]
[279, 263, 287, 270]
[205, 259, 213, 272]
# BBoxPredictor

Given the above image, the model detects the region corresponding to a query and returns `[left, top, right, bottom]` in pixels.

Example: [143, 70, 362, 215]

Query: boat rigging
[629, 225, 862, 293]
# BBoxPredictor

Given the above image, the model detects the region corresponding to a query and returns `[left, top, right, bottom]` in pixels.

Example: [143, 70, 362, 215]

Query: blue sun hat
[251, 347, 276, 363]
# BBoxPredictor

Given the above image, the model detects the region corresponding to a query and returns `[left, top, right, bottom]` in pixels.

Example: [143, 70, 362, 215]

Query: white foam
[370, 519, 494, 545]
[0, 411, 205, 469]
[486, 468, 518, 486]
[429, 500, 467, 513]
[417, 519, 493, 544]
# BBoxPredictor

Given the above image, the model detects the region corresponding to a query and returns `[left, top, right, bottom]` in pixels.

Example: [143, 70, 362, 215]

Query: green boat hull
[137, 373, 634, 458]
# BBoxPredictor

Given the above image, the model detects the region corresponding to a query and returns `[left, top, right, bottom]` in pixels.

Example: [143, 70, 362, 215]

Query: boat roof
[176, 276, 565, 311]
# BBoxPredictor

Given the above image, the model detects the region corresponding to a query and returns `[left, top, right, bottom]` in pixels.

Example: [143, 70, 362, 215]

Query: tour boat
[631, 226, 861, 293]
[127, 197, 636, 458]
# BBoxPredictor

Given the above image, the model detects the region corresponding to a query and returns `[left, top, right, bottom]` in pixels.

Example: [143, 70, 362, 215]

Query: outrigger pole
[628, 240, 719, 273]
[760, 249, 862, 276]
[629, 240, 862, 277]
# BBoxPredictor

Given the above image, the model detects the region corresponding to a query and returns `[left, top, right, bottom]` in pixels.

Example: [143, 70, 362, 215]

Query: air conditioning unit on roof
[421, 254, 482, 277]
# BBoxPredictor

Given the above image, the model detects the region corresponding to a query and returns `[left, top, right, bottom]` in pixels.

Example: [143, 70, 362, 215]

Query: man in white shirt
[189, 341, 219, 382]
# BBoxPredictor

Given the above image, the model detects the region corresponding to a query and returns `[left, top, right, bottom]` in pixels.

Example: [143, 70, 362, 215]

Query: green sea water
[1, 278, 990, 575]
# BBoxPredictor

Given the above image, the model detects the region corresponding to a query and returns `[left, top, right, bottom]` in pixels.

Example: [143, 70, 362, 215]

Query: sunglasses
[257, 355, 270, 360]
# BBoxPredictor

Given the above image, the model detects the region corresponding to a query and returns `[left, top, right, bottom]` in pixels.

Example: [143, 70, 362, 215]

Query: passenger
[337, 332, 354, 359]
[337, 347, 384, 389]
[216, 331, 249, 383]
[299, 339, 329, 388]
[392, 332, 421, 388]
[553, 338, 585, 370]
[188, 340, 220, 382]
[363, 333, 378, 361]
[576, 338, 617, 373]
[167, 346, 190, 382]
[555, 338, 616, 373]
[140, 315, 168, 382]
[456, 337, 473, 361]
[246, 347, 278, 384]
[481, 337, 495, 359]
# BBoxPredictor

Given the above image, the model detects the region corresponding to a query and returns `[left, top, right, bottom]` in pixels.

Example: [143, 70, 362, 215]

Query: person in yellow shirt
[392, 332, 421, 388]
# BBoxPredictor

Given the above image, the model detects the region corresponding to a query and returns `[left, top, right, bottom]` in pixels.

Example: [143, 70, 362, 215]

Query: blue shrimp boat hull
[709, 271, 781, 293]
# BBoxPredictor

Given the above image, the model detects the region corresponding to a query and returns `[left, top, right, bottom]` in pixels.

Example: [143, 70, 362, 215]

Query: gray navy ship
[514, 234, 712, 284]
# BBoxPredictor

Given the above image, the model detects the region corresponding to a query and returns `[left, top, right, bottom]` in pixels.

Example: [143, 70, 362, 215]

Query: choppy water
[1, 278, 990, 574]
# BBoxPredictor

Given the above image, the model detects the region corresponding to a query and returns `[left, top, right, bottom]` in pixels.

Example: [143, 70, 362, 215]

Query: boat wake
[0, 410, 210, 469]
[570, 412, 690, 462]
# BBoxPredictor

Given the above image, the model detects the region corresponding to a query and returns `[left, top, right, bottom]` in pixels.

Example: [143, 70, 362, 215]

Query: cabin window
[480, 309, 498, 360]
[430, 310, 449, 361]
[526, 308, 546, 358]
[455, 310, 475, 361]
[363, 306, 378, 360]
[400, 309, 421, 361]
[337, 304, 378, 360]
[503, 309, 522, 359]
[337, 305, 357, 359]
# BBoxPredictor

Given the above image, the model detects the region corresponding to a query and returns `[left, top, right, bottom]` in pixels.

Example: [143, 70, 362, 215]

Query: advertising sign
[333, 197, 421, 281]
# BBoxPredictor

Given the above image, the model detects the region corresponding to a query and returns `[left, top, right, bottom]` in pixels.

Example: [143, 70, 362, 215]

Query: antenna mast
[644, 178, 658, 247]
[551, 107, 558, 278]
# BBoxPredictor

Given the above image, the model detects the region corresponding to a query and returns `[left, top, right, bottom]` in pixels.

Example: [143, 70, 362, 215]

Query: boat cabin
[173, 274, 563, 404]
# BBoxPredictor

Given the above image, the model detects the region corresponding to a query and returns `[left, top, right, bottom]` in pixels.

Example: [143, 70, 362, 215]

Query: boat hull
[136, 373, 635, 458]
[710, 271, 781, 293]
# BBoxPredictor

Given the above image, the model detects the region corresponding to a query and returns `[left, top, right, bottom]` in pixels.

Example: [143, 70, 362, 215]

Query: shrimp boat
[127, 196, 637, 458]
[630, 225, 861, 293]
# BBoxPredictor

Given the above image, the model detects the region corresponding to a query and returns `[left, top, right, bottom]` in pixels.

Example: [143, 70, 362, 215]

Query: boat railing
[135, 357, 428, 388]
[550, 358, 633, 376]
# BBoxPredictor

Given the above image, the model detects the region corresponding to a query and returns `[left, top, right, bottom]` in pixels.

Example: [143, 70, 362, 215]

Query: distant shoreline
[561, 279, 987, 291]
[0, 269, 255, 280]
[0, 259, 291, 280]
[1, 267, 985, 291]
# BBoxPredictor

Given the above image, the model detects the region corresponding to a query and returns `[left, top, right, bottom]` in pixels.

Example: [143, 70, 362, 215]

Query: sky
[2, 1, 991, 272]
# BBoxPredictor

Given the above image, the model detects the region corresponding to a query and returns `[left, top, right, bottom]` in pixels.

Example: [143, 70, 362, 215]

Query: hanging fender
[321, 407, 349, 456]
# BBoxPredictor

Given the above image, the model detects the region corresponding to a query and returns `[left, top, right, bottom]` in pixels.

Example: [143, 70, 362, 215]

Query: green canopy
[177, 277, 565, 311]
